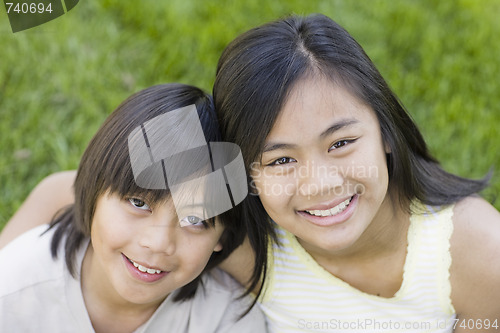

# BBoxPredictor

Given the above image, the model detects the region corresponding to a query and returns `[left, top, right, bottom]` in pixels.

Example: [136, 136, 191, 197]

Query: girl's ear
[213, 242, 223, 252]
[248, 179, 259, 195]
[384, 141, 391, 154]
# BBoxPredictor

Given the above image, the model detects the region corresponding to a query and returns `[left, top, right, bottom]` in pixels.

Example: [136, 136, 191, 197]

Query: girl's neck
[304, 194, 410, 265]
[80, 245, 162, 333]
[298, 195, 411, 297]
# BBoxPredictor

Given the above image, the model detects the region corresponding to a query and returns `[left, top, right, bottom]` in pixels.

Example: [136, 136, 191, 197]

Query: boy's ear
[213, 242, 223, 252]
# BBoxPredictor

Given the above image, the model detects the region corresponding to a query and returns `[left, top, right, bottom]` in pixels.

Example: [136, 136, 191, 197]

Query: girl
[0, 84, 267, 332]
[212, 14, 500, 332]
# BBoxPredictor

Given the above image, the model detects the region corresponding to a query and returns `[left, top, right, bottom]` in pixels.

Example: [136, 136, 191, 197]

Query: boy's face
[83, 191, 224, 307]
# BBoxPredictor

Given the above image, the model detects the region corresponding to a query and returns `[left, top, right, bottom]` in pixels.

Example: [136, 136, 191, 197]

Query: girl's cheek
[251, 165, 300, 199]
[260, 181, 297, 203]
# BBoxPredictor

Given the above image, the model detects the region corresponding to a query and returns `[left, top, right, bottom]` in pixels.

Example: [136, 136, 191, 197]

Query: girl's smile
[297, 193, 358, 227]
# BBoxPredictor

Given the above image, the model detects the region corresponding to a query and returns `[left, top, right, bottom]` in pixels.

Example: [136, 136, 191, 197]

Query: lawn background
[1, 0, 499, 230]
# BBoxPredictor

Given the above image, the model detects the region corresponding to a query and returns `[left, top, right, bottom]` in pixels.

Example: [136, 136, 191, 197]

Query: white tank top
[259, 203, 456, 332]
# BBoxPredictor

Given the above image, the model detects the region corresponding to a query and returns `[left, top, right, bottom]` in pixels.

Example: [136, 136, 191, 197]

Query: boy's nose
[138, 224, 176, 256]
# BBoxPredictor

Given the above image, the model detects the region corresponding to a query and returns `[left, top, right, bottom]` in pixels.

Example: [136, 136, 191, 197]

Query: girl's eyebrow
[262, 142, 298, 154]
[319, 118, 359, 139]
[262, 118, 359, 153]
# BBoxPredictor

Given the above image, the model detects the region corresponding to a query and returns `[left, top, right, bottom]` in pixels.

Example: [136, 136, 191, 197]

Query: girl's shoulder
[451, 196, 500, 257]
[449, 196, 500, 324]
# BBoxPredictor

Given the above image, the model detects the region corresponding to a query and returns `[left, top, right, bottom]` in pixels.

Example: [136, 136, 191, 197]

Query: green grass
[1, 0, 499, 229]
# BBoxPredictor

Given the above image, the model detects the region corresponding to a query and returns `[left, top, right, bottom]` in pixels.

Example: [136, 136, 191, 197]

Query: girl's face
[84, 191, 224, 308]
[251, 77, 393, 257]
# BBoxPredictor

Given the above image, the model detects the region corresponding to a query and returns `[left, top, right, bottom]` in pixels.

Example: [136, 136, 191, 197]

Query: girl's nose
[298, 160, 344, 198]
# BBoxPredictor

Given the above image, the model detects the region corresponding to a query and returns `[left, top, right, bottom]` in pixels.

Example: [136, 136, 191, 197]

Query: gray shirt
[0, 225, 267, 332]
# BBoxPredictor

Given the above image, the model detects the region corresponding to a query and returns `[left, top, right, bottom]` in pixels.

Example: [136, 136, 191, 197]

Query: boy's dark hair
[49, 83, 263, 303]
[213, 13, 489, 217]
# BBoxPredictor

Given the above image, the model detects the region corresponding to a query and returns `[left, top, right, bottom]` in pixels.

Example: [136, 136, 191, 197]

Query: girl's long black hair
[213, 14, 489, 217]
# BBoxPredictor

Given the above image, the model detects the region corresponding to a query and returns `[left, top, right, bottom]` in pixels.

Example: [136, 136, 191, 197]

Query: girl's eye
[269, 157, 296, 166]
[329, 139, 356, 151]
[179, 216, 207, 228]
[128, 198, 151, 211]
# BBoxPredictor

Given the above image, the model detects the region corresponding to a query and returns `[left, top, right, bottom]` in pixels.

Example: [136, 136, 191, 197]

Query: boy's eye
[179, 215, 206, 228]
[128, 198, 151, 211]
[269, 157, 296, 166]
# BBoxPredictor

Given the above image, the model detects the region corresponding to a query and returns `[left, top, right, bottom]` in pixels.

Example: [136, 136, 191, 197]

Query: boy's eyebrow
[177, 203, 213, 216]
[178, 203, 205, 210]
[262, 118, 360, 153]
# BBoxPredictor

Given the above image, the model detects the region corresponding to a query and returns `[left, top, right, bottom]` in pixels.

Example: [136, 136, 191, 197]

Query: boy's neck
[80, 245, 162, 333]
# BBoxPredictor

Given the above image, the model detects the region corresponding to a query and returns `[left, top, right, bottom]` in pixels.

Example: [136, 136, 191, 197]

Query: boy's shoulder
[144, 268, 266, 333]
[193, 268, 255, 317]
[201, 267, 248, 294]
[450, 196, 500, 322]
[0, 225, 92, 331]
[0, 225, 64, 297]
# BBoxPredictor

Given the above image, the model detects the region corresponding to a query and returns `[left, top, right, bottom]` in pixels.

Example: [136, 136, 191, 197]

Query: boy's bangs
[109, 164, 172, 207]
[104, 156, 217, 227]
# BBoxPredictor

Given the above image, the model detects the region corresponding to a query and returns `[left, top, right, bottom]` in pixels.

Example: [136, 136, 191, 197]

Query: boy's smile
[122, 254, 168, 283]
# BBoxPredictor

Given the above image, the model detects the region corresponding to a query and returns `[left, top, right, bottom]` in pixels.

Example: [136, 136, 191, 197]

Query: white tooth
[131, 259, 162, 274]
[307, 198, 352, 218]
